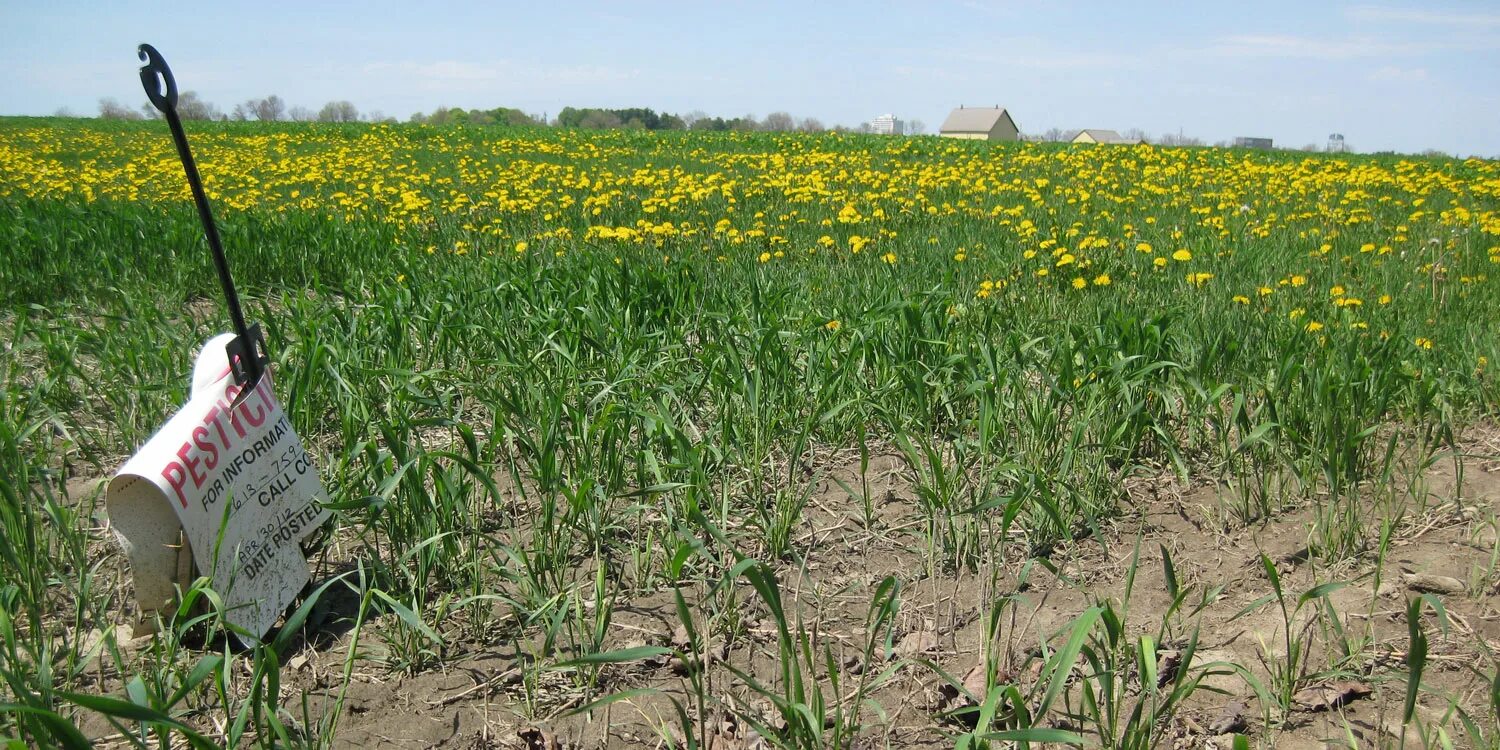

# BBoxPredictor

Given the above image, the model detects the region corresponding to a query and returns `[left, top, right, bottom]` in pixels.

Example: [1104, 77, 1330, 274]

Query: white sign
[108, 333, 330, 642]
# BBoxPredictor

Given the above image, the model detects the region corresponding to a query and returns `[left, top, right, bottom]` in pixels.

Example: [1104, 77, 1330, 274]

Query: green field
[2, 118, 1498, 748]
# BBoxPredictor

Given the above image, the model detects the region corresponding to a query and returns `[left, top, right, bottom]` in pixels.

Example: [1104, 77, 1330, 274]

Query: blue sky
[3, 1, 1498, 155]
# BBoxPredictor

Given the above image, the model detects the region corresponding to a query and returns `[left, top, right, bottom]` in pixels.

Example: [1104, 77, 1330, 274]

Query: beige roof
[1077, 129, 1125, 143]
[939, 107, 1014, 133]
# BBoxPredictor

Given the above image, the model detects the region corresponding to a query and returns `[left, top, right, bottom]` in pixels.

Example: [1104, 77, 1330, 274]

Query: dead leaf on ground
[1403, 573, 1465, 596]
[1155, 649, 1182, 688]
[705, 715, 768, 750]
[930, 663, 999, 718]
[1208, 699, 1248, 734]
[518, 726, 562, 750]
[893, 630, 939, 658]
[671, 624, 692, 650]
[1292, 680, 1372, 712]
[960, 663, 989, 700]
[842, 653, 865, 675]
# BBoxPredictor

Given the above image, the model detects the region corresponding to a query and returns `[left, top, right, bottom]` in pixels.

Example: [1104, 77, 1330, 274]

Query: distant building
[1234, 137, 1274, 149]
[871, 114, 904, 135]
[1071, 129, 1140, 145]
[938, 106, 1020, 141]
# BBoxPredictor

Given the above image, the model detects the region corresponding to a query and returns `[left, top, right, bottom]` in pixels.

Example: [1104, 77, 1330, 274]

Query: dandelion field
[2, 117, 1499, 748]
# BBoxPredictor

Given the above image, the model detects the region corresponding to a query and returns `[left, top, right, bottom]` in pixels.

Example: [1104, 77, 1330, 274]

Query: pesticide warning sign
[109, 333, 330, 642]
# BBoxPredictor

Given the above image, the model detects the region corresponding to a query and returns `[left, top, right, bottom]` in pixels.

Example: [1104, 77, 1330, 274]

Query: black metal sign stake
[138, 43, 268, 391]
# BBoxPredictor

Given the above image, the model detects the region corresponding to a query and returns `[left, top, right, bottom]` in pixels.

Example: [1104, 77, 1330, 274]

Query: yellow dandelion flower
[1072, 277, 1088, 290]
[1232, 295, 1250, 304]
[1305, 321, 1324, 332]
[1378, 294, 1392, 304]
[1414, 337, 1433, 350]
[825, 320, 841, 331]
[881, 251, 897, 265]
[1329, 285, 1345, 297]
[1153, 257, 1167, 268]
[1093, 273, 1111, 286]
[1172, 249, 1192, 262]
[758, 252, 771, 263]
[1290, 275, 1307, 287]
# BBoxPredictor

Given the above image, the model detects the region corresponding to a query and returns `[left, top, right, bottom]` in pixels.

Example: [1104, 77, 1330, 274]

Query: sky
[3, 1, 1499, 156]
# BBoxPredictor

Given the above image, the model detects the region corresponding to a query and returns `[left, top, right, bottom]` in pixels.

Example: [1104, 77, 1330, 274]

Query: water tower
[1327, 133, 1346, 153]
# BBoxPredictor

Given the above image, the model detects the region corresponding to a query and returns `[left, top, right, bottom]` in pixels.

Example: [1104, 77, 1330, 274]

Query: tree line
[91, 97, 1442, 155]
[92, 95, 921, 134]
[1027, 126, 1369, 153]
[96, 94, 384, 124]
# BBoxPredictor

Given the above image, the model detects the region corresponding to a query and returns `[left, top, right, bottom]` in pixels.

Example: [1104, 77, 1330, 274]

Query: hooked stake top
[138, 43, 178, 113]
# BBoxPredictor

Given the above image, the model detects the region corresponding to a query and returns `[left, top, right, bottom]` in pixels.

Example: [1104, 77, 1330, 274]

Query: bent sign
[109, 333, 329, 642]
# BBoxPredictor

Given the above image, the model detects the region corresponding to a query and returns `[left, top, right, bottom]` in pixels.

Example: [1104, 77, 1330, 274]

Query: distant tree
[53, 106, 76, 118]
[1157, 132, 1204, 147]
[797, 117, 824, 133]
[578, 110, 622, 129]
[176, 91, 221, 121]
[98, 98, 143, 120]
[234, 95, 285, 121]
[1299, 143, 1321, 152]
[658, 112, 686, 130]
[856, 122, 873, 134]
[287, 106, 314, 122]
[1042, 127, 1064, 142]
[258, 95, 286, 121]
[761, 111, 795, 131]
[1421, 148, 1450, 159]
[681, 110, 707, 128]
[733, 114, 760, 131]
[1122, 128, 1149, 143]
[317, 100, 360, 122]
[907, 119, 926, 135]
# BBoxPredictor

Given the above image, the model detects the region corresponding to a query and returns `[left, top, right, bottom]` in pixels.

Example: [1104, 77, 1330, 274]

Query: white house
[938, 106, 1020, 141]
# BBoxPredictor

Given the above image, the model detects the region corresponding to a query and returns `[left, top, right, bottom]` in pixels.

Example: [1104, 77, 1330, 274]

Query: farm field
[2, 117, 1500, 748]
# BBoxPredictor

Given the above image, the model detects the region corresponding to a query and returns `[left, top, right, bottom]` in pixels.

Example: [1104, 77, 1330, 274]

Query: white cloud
[1346, 6, 1500, 27]
[1204, 33, 1423, 59]
[940, 42, 1147, 71]
[362, 59, 637, 93]
[1367, 65, 1429, 82]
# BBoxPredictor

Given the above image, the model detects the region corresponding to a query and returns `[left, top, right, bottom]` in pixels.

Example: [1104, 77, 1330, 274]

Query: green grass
[1, 116, 1498, 747]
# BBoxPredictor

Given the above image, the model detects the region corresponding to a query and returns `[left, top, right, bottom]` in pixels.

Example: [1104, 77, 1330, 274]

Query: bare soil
[81, 427, 1500, 749]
